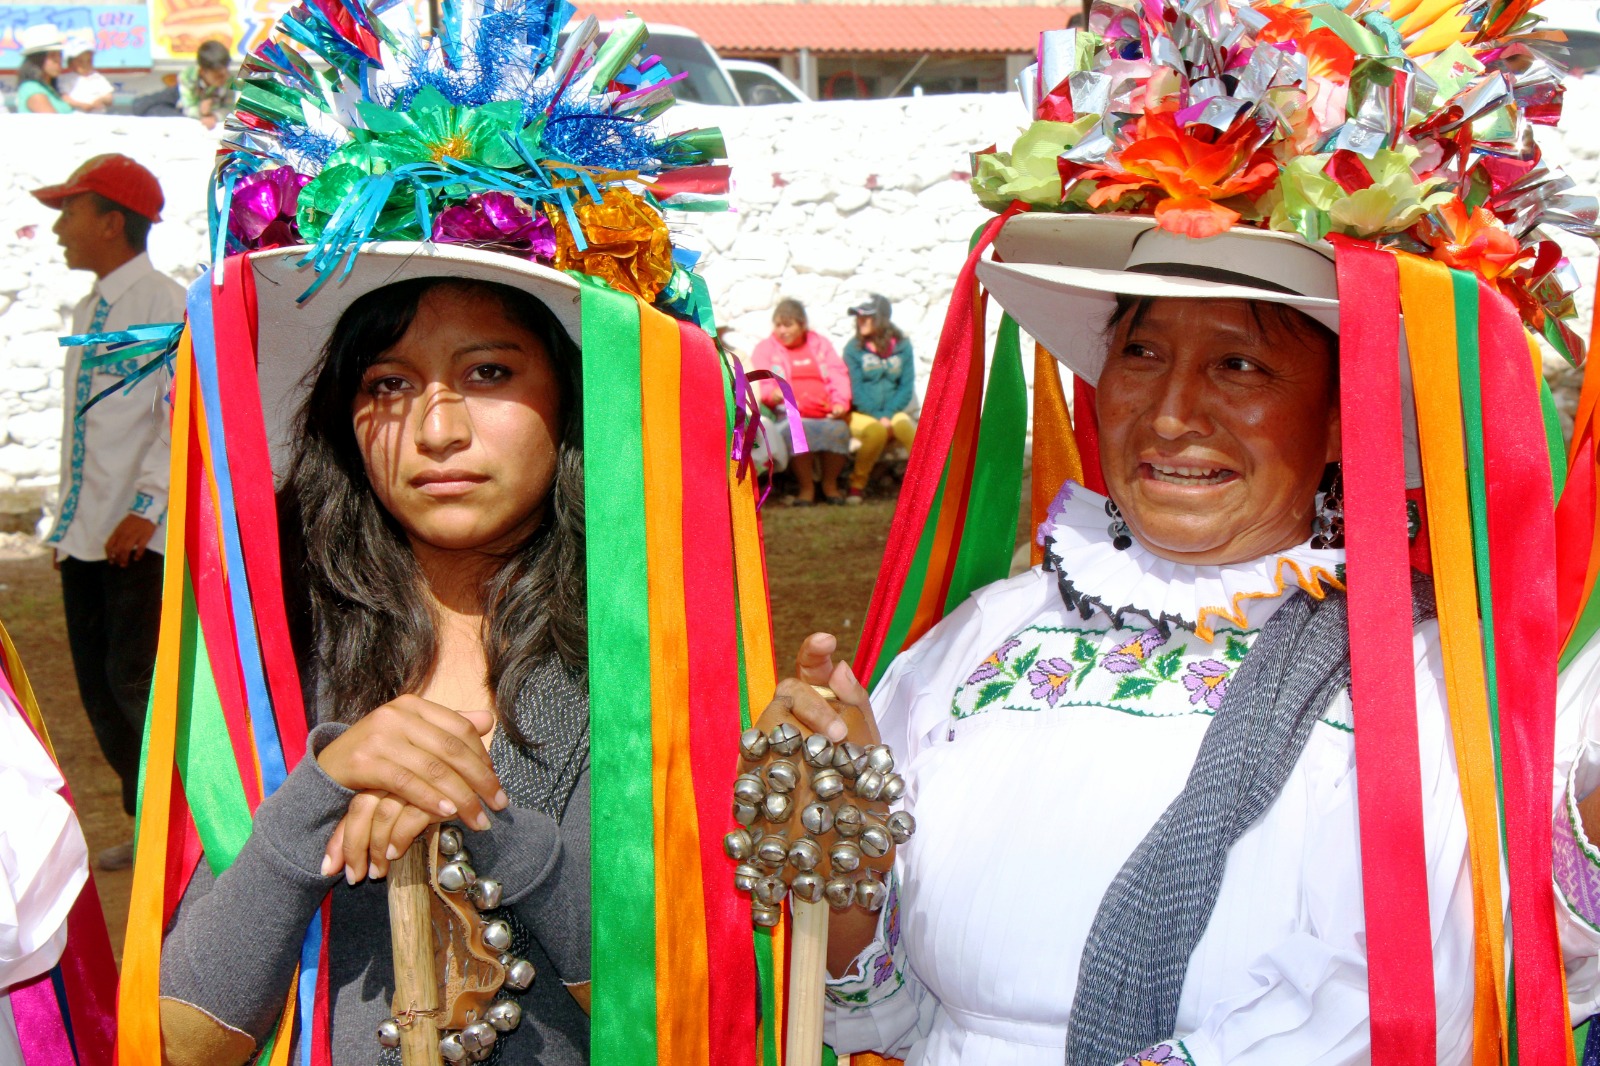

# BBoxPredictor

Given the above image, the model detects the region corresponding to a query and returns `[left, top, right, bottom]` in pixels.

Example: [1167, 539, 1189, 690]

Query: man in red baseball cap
[31, 154, 184, 871]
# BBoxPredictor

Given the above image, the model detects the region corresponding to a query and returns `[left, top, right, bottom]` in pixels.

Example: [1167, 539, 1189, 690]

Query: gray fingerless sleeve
[159, 723, 350, 1040]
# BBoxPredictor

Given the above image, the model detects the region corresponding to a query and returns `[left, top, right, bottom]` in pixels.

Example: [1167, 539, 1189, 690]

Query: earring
[1105, 498, 1133, 551]
[1311, 467, 1343, 549]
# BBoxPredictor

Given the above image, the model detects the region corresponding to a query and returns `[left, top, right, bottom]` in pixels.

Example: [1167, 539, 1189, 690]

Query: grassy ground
[0, 492, 919, 960]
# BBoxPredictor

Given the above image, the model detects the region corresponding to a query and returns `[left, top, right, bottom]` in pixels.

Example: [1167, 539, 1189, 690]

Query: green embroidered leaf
[1013, 645, 1040, 678]
[1114, 675, 1159, 700]
[1153, 647, 1184, 680]
[1073, 636, 1097, 662]
[974, 681, 1012, 711]
[1224, 635, 1251, 662]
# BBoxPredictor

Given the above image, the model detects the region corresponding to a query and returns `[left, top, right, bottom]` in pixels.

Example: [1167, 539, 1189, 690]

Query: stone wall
[2, 84, 1597, 526]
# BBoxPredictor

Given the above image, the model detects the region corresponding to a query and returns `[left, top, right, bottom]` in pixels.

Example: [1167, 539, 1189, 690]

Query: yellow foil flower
[547, 187, 675, 301]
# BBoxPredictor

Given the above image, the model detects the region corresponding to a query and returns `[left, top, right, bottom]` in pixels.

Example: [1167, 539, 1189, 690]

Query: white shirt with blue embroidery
[49, 252, 185, 562]
[823, 479, 1486, 1066]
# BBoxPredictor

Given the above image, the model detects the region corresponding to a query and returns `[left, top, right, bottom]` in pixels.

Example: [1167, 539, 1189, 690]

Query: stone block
[788, 236, 862, 278]
[7, 409, 59, 448]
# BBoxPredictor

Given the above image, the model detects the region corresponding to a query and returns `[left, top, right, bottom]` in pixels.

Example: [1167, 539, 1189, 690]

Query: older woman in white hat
[14, 24, 73, 114]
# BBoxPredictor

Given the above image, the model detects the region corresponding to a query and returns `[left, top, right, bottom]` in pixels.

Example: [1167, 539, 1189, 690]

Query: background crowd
[4, 22, 235, 123]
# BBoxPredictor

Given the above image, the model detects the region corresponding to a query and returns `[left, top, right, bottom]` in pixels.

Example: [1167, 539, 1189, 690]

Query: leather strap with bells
[380, 825, 535, 1063]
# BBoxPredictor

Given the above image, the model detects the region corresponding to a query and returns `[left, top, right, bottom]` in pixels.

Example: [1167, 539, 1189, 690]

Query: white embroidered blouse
[824, 479, 1600, 1066]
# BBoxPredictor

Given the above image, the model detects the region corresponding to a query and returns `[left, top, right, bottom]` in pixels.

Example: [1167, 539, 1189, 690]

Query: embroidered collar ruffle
[1039, 480, 1345, 642]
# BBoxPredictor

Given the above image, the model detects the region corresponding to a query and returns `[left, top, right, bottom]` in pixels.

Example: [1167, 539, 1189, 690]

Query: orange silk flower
[547, 185, 675, 300]
[1084, 112, 1280, 238]
[1425, 199, 1527, 280]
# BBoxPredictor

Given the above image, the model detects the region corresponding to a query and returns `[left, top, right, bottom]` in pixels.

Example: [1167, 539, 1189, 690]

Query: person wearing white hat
[13, 24, 72, 115]
[57, 29, 113, 113]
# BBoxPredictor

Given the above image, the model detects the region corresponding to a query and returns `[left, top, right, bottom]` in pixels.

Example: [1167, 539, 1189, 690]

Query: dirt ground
[0, 490, 961, 963]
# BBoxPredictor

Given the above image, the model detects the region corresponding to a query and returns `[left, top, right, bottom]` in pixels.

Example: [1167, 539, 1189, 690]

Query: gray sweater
[160, 704, 591, 1063]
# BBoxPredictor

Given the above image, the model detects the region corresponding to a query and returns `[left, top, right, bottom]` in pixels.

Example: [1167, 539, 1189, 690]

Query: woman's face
[1095, 298, 1340, 566]
[855, 315, 875, 339]
[351, 287, 563, 556]
[41, 51, 62, 76]
[774, 316, 806, 347]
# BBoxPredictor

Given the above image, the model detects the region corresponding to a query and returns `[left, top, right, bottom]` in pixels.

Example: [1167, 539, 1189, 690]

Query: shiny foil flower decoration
[1421, 199, 1529, 280]
[228, 167, 309, 250]
[547, 186, 675, 300]
[1082, 112, 1280, 238]
[433, 192, 557, 260]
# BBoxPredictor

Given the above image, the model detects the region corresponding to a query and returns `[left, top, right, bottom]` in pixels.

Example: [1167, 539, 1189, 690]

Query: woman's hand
[317, 695, 506, 835]
[320, 791, 439, 884]
[830, 405, 850, 421]
[761, 633, 878, 747]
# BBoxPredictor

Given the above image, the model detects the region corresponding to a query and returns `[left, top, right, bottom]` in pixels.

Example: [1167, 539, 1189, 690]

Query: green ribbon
[579, 276, 659, 1065]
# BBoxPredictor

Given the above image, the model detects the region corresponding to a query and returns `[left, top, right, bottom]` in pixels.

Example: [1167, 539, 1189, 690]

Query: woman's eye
[467, 364, 512, 384]
[1120, 343, 1159, 360]
[365, 375, 411, 396]
[1220, 355, 1264, 373]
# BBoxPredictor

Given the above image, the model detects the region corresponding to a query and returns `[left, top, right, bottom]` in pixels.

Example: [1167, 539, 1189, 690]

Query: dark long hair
[18, 52, 58, 92]
[284, 277, 585, 745]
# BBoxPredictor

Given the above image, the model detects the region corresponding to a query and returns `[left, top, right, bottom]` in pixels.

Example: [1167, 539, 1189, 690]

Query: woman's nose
[414, 385, 472, 459]
[1149, 366, 1211, 440]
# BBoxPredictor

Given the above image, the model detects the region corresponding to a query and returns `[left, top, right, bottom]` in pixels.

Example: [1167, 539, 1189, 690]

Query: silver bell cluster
[727, 722, 915, 927]
[375, 825, 530, 1062]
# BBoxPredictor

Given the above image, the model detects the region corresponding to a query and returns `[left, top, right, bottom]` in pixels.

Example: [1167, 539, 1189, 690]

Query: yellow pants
[849, 411, 917, 490]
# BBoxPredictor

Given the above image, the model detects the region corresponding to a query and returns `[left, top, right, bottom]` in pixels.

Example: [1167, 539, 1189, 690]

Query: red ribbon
[1332, 238, 1438, 1063]
[853, 206, 1021, 680]
[1477, 281, 1568, 1064]
[678, 320, 757, 1065]
[1072, 377, 1106, 495]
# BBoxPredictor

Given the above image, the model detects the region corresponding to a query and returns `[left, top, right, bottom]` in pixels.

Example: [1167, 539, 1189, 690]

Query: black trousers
[60, 553, 164, 817]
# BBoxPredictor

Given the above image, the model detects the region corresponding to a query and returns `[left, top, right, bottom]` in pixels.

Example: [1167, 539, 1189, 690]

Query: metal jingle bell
[733, 773, 767, 806]
[754, 874, 789, 906]
[767, 721, 803, 756]
[724, 827, 755, 861]
[756, 834, 790, 869]
[751, 901, 782, 927]
[880, 773, 906, 803]
[791, 870, 824, 903]
[438, 826, 464, 858]
[886, 810, 917, 844]
[469, 878, 504, 911]
[439, 1034, 468, 1063]
[833, 742, 864, 779]
[803, 733, 834, 767]
[483, 919, 513, 953]
[859, 824, 891, 858]
[486, 999, 523, 1032]
[765, 759, 799, 794]
[832, 804, 864, 838]
[503, 957, 537, 992]
[829, 840, 863, 873]
[469, 1049, 493, 1063]
[856, 877, 887, 912]
[763, 792, 794, 823]
[788, 837, 823, 871]
[733, 862, 761, 892]
[865, 744, 895, 775]
[376, 1018, 402, 1049]
[854, 768, 885, 801]
[823, 877, 855, 910]
[437, 861, 477, 893]
[739, 726, 770, 761]
[800, 801, 835, 836]
[733, 801, 760, 827]
[811, 768, 845, 801]
[460, 1021, 498, 1053]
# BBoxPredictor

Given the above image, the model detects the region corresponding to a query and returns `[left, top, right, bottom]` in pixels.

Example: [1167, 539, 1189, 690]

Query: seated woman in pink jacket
[751, 297, 853, 505]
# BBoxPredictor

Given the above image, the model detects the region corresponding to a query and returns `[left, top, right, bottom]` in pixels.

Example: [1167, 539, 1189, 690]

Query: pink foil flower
[228, 167, 310, 250]
[432, 192, 557, 261]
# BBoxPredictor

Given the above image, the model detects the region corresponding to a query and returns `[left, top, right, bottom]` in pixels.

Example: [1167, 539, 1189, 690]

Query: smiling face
[350, 286, 563, 556]
[773, 315, 806, 348]
[1094, 297, 1341, 566]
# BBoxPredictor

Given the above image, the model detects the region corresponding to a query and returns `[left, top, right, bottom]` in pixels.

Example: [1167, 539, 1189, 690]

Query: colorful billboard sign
[1, 4, 151, 69]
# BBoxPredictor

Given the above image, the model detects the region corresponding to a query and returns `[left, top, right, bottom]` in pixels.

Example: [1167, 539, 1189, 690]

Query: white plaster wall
[1, 85, 1596, 512]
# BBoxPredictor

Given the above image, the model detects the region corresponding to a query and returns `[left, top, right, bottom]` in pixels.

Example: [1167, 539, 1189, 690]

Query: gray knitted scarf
[1064, 574, 1436, 1066]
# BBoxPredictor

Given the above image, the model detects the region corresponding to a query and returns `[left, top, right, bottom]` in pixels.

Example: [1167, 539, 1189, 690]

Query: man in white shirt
[31, 155, 185, 870]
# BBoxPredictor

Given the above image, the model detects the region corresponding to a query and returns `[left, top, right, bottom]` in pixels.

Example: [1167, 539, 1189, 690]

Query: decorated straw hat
[115, 2, 781, 1064]
[846, 3, 1600, 1065]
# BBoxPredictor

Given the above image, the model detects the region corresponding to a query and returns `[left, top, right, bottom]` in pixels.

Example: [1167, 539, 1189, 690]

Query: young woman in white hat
[14, 24, 73, 114]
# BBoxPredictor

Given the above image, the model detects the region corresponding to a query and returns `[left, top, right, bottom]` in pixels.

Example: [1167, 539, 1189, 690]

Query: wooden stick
[388, 840, 441, 1065]
[785, 897, 830, 1066]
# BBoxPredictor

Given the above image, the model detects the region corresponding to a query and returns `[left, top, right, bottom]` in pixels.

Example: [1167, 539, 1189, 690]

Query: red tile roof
[574, 3, 1063, 54]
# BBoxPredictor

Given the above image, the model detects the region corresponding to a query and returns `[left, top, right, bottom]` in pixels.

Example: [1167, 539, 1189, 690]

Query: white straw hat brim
[248, 242, 582, 476]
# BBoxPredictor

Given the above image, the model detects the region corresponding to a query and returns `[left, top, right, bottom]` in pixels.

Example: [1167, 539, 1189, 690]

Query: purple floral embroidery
[1121, 1043, 1188, 1066]
[1027, 658, 1075, 707]
[1183, 659, 1230, 710]
[872, 880, 903, 986]
[966, 638, 1022, 685]
[1103, 627, 1166, 673]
